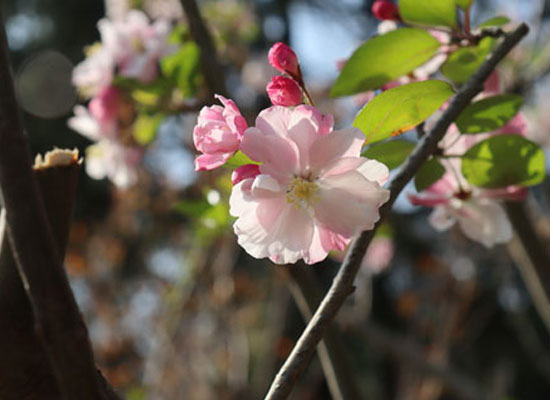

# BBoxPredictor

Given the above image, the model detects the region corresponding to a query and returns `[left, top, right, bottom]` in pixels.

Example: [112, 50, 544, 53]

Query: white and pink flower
[229, 105, 390, 264]
[408, 173, 524, 248]
[193, 95, 248, 171]
[85, 140, 143, 188]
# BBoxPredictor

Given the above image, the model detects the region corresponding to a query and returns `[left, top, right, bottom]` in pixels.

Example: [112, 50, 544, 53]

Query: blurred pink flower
[266, 76, 303, 106]
[72, 10, 173, 96]
[362, 236, 394, 273]
[408, 172, 523, 248]
[193, 95, 248, 171]
[229, 105, 390, 264]
[268, 42, 301, 80]
[86, 140, 143, 188]
[99, 10, 173, 82]
[88, 86, 121, 136]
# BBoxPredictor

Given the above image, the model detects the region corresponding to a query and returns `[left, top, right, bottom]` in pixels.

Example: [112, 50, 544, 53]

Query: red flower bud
[268, 42, 301, 79]
[266, 76, 303, 107]
[372, 1, 400, 21]
[231, 164, 261, 185]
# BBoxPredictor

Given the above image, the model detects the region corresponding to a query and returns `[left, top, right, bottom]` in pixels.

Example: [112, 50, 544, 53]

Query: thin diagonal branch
[287, 267, 361, 400]
[505, 201, 550, 334]
[180, 0, 227, 97]
[0, 14, 119, 400]
[264, 23, 530, 400]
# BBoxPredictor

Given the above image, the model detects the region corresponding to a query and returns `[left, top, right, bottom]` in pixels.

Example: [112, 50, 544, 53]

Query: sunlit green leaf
[175, 199, 212, 218]
[362, 139, 416, 170]
[354, 80, 454, 144]
[477, 16, 510, 28]
[224, 151, 260, 168]
[462, 135, 546, 188]
[133, 113, 164, 145]
[415, 157, 446, 191]
[161, 41, 201, 98]
[456, 94, 523, 134]
[399, 0, 457, 28]
[331, 28, 440, 96]
[442, 37, 496, 84]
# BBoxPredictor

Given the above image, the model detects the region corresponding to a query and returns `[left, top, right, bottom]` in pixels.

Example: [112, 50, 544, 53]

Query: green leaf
[442, 37, 496, 84]
[455, 0, 473, 9]
[161, 41, 201, 98]
[362, 140, 416, 170]
[331, 28, 440, 96]
[456, 94, 523, 134]
[133, 113, 164, 145]
[175, 199, 212, 218]
[399, 0, 457, 28]
[477, 16, 510, 28]
[224, 151, 260, 168]
[461, 135, 546, 188]
[415, 157, 446, 191]
[353, 80, 454, 144]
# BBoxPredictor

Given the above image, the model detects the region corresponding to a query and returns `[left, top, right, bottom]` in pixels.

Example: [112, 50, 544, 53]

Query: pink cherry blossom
[193, 95, 248, 171]
[268, 42, 301, 80]
[408, 172, 521, 248]
[266, 76, 303, 106]
[98, 10, 173, 83]
[229, 105, 390, 264]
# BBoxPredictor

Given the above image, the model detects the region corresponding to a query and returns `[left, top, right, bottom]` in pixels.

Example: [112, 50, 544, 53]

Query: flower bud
[231, 164, 261, 185]
[372, 1, 400, 21]
[268, 42, 301, 79]
[266, 76, 303, 107]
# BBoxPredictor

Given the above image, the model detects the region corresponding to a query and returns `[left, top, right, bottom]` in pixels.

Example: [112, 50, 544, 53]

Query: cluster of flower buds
[266, 42, 305, 107]
[68, 10, 173, 187]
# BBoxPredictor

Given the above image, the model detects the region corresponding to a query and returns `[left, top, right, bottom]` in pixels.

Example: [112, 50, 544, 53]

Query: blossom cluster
[193, 43, 390, 264]
[68, 10, 173, 187]
[408, 73, 528, 247]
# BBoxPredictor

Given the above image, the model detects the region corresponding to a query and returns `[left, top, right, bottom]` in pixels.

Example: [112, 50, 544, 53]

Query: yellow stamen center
[286, 176, 319, 209]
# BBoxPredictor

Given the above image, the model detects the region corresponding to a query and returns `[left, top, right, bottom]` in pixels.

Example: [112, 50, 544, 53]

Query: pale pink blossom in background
[68, 105, 115, 142]
[72, 47, 115, 97]
[193, 95, 248, 171]
[408, 172, 523, 248]
[361, 236, 394, 274]
[88, 86, 122, 137]
[229, 105, 390, 264]
[72, 10, 172, 96]
[266, 76, 303, 106]
[86, 140, 143, 188]
[99, 10, 173, 82]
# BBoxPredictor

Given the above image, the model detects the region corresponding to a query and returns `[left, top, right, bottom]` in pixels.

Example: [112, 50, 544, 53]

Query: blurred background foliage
[2, 0, 550, 399]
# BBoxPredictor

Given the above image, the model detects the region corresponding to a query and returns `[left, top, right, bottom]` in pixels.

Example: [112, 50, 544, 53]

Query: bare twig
[0, 15, 119, 400]
[180, 0, 227, 97]
[264, 23, 530, 400]
[505, 201, 550, 334]
[287, 267, 361, 400]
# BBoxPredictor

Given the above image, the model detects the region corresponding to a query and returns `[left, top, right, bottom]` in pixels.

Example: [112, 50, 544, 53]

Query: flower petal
[309, 127, 365, 173]
[314, 170, 390, 237]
